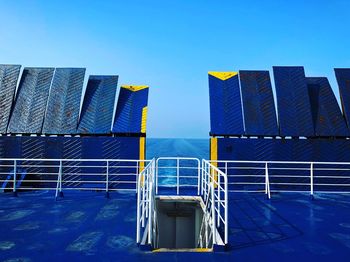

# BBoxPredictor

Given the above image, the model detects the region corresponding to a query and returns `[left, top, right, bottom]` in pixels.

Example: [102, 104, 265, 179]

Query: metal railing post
[310, 162, 314, 198]
[265, 162, 271, 199]
[59, 160, 63, 197]
[197, 159, 200, 195]
[13, 160, 17, 196]
[155, 159, 158, 194]
[106, 160, 110, 198]
[217, 172, 221, 227]
[176, 158, 180, 195]
[211, 180, 216, 245]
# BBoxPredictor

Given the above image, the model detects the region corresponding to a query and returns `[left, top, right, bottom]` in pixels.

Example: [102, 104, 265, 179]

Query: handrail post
[105, 160, 110, 198]
[13, 160, 17, 196]
[155, 159, 158, 194]
[59, 160, 63, 198]
[211, 180, 216, 245]
[136, 173, 141, 243]
[217, 171, 221, 227]
[177, 158, 180, 195]
[265, 162, 271, 199]
[224, 173, 228, 244]
[310, 162, 314, 199]
[197, 159, 200, 195]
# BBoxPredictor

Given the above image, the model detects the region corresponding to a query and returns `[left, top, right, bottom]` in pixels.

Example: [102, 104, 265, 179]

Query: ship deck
[0, 191, 349, 261]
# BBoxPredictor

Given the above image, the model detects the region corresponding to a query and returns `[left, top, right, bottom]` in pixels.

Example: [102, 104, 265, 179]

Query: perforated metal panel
[208, 72, 244, 136]
[307, 77, 349, 137]
[239, 70, 278, 136]
[335, 68, 350, 129]
[0, 65, 21, 133]
[43, 68, 85, 134]
[112, 86, 149, 134]
[273, 66, 314, 137]
[77, 75, 118, 134]
[7, 67, 54, 134]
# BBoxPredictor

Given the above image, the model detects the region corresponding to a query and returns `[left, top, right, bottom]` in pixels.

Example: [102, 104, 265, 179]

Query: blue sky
[0, 0, 349, 138]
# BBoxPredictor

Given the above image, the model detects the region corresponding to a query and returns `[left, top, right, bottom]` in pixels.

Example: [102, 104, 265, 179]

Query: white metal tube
[106, 161, 109, 192]
[13, 160, 17, 192]
[310, 162, 314, 196]
[177, 158, 180, 195]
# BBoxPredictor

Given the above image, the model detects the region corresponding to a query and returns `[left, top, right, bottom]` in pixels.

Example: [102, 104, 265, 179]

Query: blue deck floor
[0, 191, 350, 261]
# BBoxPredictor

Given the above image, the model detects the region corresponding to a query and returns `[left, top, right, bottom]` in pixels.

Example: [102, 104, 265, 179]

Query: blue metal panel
[335, 68, 350, 129]
[112, 86, 149, 134]
[273, 66, 314, 137]
[239, 70, 278, 136]
[0, 65, 21, 133]
[307, 77, 349, 137]
[77, 75, 118, 134]
[7, 67, 54, 134]
[43, 68, 85, 134]
[209, 73, 244, 136]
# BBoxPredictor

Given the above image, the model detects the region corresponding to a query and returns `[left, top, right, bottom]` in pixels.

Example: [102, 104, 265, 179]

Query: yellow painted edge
[208, 71, 238, 81]
[141, 106, 148, 133]
[139, 137, 145, 176]
[210, 137, 218, 186]
[121, 85, 149, 92]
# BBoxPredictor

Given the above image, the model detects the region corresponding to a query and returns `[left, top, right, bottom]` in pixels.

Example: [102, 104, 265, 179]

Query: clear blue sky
[0, 0, 349, 138]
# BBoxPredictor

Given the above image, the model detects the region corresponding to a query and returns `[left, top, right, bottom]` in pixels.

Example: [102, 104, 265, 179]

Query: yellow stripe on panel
[139, 137, 145, 173]
[141, 106, 148, 133]
[210, 137, 218, 186]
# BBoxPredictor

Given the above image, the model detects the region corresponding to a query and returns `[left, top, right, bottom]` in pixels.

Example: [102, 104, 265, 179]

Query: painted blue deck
[0, 191, 350, 261]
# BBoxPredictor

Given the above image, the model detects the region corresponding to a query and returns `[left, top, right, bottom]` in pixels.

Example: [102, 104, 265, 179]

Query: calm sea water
[146, 138, 209, 159]
[146, 138, 208, 186]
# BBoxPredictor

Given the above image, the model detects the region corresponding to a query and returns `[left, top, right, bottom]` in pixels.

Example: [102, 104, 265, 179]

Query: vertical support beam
[210, 137, 218, 187]
[139, 137, 145, 173]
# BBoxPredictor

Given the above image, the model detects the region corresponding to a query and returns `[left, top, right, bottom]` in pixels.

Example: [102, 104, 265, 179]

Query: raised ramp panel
[77, 75, 118, 135]
[208, 72, 244, 136]
[273, 66, 314, 137]
[7, 67, 54, 134]
[0, 65, 21, 133]
[334, 68, 350, 129]
[239, 70, 278, 136]
[112, 85, 149, 135]
[43, 68, 85, 134]
[307, 77, 349, 137]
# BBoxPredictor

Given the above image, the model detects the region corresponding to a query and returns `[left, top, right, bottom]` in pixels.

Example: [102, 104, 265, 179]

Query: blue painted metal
[209, 73, 244, 136]
[334, 68, 350, 129]
[239, 70, 278, 136]
[77, 75, 119, 134]
[112, 87, 149, 134]
[306, 77, 349, 137]
[43, 68, 85, 134]
[0, 65, 21, 133]
[273, 66, 314, 137]
[7, 67, 54, 134]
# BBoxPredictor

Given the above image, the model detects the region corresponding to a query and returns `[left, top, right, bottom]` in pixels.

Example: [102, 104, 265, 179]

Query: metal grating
[209, 72, 244, 136]
[43, 68, 85, 134]
[0, 65, 21, 134]
[273, 66, 314, 137]
[77, 75, 118, 134]
[7, 67, 54, 134]
[307, 77, 349, 137]
[112, 86, 149, 134]
[239, 70, 278, 136]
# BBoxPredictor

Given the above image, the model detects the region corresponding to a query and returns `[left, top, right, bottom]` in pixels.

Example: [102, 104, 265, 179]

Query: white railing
[211, 160, 350, 198]
[200, 160, 228, 246]
[136, 158, 156, 245]
[0, 158, 151, 197]
[155, 157, 201, 195]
